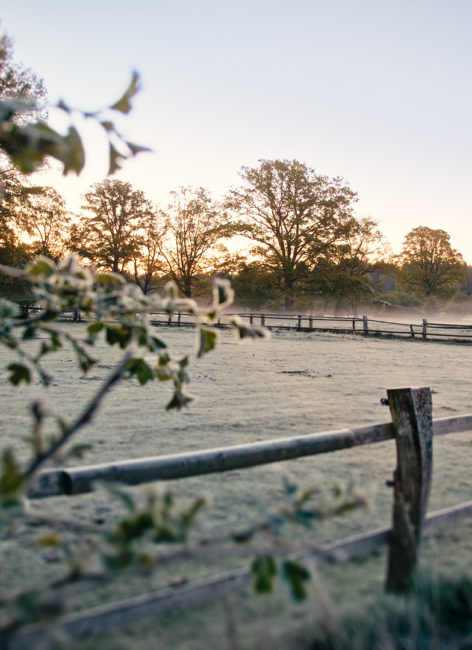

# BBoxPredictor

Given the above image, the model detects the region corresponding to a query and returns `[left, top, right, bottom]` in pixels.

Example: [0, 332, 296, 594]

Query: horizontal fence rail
[151, 312, 472, 343]
[18, 306, 472, 342]
[11, 500, 472, 650]
[28, 414, 472, 499]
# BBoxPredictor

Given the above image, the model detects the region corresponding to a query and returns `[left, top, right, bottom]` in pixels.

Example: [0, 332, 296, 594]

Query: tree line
[1, 166, 468, 312]
[0, 31, 468, 313]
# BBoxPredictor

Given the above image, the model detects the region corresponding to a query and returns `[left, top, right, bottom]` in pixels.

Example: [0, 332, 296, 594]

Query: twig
[0, 263, 28, 279]
[23, 351, 133, 481]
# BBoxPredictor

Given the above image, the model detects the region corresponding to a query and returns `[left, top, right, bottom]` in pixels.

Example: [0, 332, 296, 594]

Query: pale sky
[2, 0, 472, 260]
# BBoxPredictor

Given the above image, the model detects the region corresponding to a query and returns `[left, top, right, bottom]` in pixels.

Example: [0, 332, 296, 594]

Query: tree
[397, 226, 466, 298]
[71, 179, 155, 273]
[15, 186, 70, 261]
[228, 159, 358, 309]
[0, 28, 46, 294]
[310, 217, 384, 312]
[0, 31, 45, 104]
[131, 210, 167, 294]
[161, 186, 232, 297]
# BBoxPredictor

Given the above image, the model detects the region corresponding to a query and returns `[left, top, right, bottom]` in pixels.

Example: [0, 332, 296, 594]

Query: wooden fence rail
[10, 389, 472, 648]
[28, 413, 472, 499]
[149, 311, 472, 343]
[18, 306, 472, 342]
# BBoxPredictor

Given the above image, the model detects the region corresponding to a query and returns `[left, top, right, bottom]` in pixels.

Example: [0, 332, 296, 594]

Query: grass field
[1, 325, 472, 648]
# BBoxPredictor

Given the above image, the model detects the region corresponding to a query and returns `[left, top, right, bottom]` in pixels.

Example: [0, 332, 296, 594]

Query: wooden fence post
[261, 313, 265, 326]
[363, 315, 369, 334]
[177, 312, 182, 326]
[297, 314, 302, 329]
[352, 319, 356, 332]
[409, 324, 415, 338]
[309, 315, 313, 331]
[386, 386, 433, 592]
[249, 314, 253, 325]
[422, 319, 428, 340]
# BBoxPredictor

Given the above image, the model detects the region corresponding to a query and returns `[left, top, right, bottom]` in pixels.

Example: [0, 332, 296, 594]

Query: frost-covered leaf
[127, 358, 154, 385]
[110, 71, 140, 115]
[8, 363, 31, 385]
[251, 555, 277, 594]
[282, 560, 310, 601]
[197, 327, 217, 358]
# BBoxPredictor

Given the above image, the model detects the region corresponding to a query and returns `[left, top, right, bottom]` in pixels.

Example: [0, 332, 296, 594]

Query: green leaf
[106, 325, 132, 349]
[27, 257, 56, 277]
[63, 125, 85, 175]
[251, 555, 277, 595]
[126, 141, 152, 156]
[22, 326, 36, 341]
[8, 363, 31, 385]
[282, 560, 311, 601]
[0, 449, 24, 499]
[57, 99, 70, 113]
[197, 327, 217, 358]
[65, 444, 93, 460]
[212, 278, 234, 306]
[166, 390, 193, 411]
[149, 336, 167, 351]
[87, 321, 104, 337]
[36, 533, 61, 547]
[110, 71, 140, 114]
[100, 120, 115, 132]
[116, 512, 154, 541]
[95, 272, 124, 286]
[127, 358, 154, 385]
[108, 143, 125, 175]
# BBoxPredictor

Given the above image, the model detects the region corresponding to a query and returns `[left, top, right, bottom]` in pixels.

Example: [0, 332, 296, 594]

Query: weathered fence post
[386, 386, 433, 592]
[422, 319, 428, 340]
[249, 313, 253, 325]
[309, 315, 313, 331]
[167, 313, 172, 325]
[409, 324, 415, 338]
[177, 312, 182, 326]
[297, 314, 302, 329]
[352, 318, 356, 332]
[363, 315, 369, 334]
[261, 313, 265, 326]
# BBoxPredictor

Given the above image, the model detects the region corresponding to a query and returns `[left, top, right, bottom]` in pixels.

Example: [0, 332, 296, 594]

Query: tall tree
[397, 226, 466, 298]
[131, 210, 167, 294]
[71, 179, 154, 273]
[161, 187, 231, 297]
[16, 186, 70, 261]
[227, 159, 358, 308]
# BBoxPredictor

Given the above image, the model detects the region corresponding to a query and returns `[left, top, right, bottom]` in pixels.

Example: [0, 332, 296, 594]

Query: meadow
[1, 326, 472, 649]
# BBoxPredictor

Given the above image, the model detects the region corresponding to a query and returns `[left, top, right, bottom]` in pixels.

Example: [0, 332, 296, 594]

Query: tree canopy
[70, 179, 155, 273]
[228, 159, 360, 308]
[397, 226, 466, 298]
[161, 186, 231, 297]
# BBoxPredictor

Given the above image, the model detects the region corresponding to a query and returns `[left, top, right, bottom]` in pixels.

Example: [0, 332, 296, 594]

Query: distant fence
[11, 388, 472, 649]
[150, 311, 472, 343]
[19, 305, 472, 342]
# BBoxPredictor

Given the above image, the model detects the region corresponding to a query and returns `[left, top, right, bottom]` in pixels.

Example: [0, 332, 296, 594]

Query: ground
[1, 326, 471, 648]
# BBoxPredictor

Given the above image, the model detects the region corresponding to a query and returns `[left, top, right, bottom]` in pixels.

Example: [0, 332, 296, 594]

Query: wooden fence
[19, 305, 472, 342]
[150, 311, 472, 343]
[10, 387, 472, 649]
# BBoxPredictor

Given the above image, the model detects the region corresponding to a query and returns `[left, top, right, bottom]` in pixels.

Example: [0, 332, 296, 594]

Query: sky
[2, 0, 472, 260]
